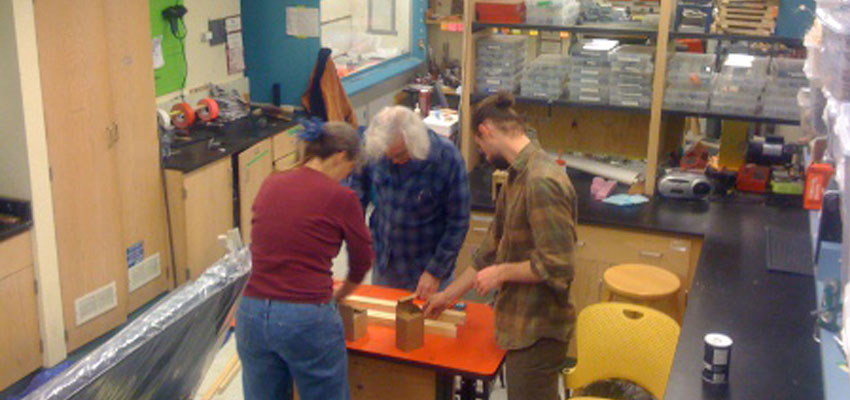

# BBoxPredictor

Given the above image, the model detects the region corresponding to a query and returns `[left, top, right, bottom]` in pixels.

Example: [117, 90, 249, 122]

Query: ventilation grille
[129, 253, 161, 292]
[75, 281, 118, 326]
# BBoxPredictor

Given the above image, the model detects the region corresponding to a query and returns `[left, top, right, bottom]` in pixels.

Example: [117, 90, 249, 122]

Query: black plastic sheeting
[23, 249, 251, 400]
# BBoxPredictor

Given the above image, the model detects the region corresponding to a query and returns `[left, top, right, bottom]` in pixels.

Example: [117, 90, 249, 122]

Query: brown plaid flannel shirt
[473, 142, 578, 350]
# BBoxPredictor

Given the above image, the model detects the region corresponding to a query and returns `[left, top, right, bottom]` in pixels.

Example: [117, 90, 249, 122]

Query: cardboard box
[339, 303, 368, 342]
[395, 295, 424, 352]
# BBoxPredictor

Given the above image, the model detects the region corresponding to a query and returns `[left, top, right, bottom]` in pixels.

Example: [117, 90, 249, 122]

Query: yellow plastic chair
[564, 302, 681, 399]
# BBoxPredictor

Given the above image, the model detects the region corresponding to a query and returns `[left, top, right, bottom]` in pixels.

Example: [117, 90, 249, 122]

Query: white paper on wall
[152, 36, 165, 69]
[226, 31, 245, 74]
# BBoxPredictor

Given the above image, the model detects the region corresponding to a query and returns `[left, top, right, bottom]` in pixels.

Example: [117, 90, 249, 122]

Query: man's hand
[474, 265, 505, 296]
[415, 271, 441, 300]
[423, 291, 452, 319]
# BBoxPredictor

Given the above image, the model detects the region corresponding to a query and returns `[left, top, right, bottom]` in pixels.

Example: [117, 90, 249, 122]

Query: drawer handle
[472, 227, 488, 233]
[639, 250, 663, 259]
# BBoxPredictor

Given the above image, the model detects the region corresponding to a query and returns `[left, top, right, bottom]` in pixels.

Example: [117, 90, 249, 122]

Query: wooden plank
[366, 310, 458, 338]
[349, 354, 437, 400]
[718, 26, 773, 36]
[343, 295, 467, 325]
[238, 139, 273, 245]
[103, 0, 173, 311]
[718, 10, 773, 21]
[164, 170, 187, 285]
[0, 230, 32, 281]
[718, 20, 775, 29]
[460, 0, 481, 171]
[645, 0, 676, 196]
[0, 267, 42, 390]
[35, 0, 128, 351]
[183, 158, 234, 282]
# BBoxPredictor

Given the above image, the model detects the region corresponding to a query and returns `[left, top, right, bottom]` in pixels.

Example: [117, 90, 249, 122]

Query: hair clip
[297, 117, 326, 142]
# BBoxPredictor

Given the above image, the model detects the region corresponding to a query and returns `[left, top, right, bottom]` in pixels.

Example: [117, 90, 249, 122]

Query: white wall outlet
[201, 31, 214, 42]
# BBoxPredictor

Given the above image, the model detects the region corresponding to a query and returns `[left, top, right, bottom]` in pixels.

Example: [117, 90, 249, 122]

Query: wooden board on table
[366, 310, 458, 338]
[342, 295, 467, 325]
[35, 0, 128, 351]
[104, 0, 173, 310]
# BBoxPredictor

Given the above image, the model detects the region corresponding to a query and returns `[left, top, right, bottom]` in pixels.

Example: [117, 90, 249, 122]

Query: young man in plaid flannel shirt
[425, 92, 578, 400]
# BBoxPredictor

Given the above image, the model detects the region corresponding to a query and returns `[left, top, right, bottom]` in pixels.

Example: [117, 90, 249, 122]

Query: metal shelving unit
[663, 109, 800, 125]
[668, 30, 804, 46]
[472, 22, 659, 36]
[469, 94, 801, 125]
[460, 0, 806, 195]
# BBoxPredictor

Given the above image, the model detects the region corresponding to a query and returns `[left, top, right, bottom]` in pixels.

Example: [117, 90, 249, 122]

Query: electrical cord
[177, 17, 188, 99]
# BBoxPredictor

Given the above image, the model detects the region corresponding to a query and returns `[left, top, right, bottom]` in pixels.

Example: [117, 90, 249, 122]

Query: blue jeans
[235, 297, 350, 400]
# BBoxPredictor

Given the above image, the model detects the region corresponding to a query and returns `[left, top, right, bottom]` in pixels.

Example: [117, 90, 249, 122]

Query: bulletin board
[150, 0, 188, 96]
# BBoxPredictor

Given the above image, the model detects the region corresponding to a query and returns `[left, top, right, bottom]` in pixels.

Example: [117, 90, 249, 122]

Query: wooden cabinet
[348, 355, 436, 400]
[455, 212, 494, 277]
[36, 0, 127, 351]
[272, 126, 300, 172]
[165, 158, 234, 285]
[574, 224, 703, 303]
[0, 231, 42, 390]
[238, 139, 274, 244]
[34, 0, 172, 351]
[105, 0, 173, 311]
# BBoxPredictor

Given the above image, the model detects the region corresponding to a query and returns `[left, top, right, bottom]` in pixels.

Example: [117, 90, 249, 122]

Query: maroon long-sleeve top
[244, 166, 374, 303]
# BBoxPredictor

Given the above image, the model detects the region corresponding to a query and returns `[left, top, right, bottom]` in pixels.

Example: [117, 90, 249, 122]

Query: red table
[344, 285, 506, 400]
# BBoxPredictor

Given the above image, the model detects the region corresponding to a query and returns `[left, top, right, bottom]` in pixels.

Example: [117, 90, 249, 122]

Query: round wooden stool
[603, 264, 682, 322]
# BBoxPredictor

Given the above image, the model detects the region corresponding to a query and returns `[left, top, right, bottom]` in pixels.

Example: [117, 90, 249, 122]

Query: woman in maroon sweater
[236, 121, 373, 400]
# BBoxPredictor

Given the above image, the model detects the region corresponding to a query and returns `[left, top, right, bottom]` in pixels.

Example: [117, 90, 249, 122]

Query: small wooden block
[396, 295, 425, 351]
[339, 303, 368, 342]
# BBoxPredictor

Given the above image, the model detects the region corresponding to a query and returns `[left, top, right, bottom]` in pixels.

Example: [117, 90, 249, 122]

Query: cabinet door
[272, 128, 299, 172]
[0, 267, 42, 390]
[570, 256, 609, 316]
[239, 139, 273, 244]
[104, 0, 173, 310]
[455, 212, 493, 277]
[183, 159, 234, 282]
[36, 0, 127, 351]
[576, 225, 693, 285]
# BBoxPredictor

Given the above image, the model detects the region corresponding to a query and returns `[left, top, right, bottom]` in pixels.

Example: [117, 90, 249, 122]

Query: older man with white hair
[350, 105, 470, 299]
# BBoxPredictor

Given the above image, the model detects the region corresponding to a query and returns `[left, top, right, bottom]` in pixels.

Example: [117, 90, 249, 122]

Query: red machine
[736, 164, 770, 193]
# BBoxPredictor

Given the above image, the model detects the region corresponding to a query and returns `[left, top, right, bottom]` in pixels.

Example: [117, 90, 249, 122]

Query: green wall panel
[150, 0, 187, 96]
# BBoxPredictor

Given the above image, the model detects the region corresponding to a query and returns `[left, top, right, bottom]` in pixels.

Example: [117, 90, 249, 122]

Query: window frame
[320, 0, 426, 96]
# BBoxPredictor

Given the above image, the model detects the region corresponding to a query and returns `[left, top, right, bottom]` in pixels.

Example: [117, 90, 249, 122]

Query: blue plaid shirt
[350, 131, 470, 289]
